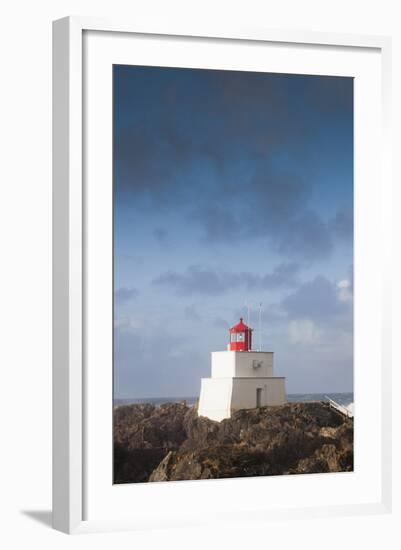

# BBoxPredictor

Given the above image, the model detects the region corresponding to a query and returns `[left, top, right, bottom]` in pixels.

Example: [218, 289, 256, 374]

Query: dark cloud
[114, 67, 352, 196]
[153, 227, 168, 243]
[192, 171, 333, 261]
[194, 206, 241, 242]
[195, 170, 310, 237]
[184, 305, 201, 322]
[247, 169, 311, 227]
[114, 66, 352, 263]
[213, 317, 230, 329]
[152, 262, 300, 296]
[304, 75, 353, 115]
[114, 123, 195, 201]
[330, 208, 353, 240]
[239, 262, 300, 290]
[153, 266, 227, 296]
[114, 287, 139, 304]
[276, 210, 333, 260]
[281, 275, 348, 322]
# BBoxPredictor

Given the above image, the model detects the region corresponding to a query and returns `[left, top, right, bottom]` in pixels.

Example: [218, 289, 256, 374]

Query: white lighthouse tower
[197, 317, 286, 421]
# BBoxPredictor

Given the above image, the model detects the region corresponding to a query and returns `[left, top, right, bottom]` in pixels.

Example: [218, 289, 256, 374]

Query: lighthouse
[228, 317, 252, 351]
[197, 318, 286, 421]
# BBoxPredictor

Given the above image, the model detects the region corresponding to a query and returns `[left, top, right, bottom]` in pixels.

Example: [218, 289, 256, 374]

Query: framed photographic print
[52, 17, 392, 534]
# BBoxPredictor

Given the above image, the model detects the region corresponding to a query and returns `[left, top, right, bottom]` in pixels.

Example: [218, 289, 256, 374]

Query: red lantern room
[228, 318, 253, 352]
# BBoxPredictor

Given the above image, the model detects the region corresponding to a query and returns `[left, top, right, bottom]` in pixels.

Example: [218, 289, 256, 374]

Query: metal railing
[325, 396, 354, 418]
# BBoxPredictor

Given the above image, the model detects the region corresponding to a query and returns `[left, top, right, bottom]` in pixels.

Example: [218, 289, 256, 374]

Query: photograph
[112, 64, 354, 484]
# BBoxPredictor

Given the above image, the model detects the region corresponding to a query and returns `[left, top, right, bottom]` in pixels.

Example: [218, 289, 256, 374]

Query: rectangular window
[237, 332, 245, 342]
[230, 333, 237, 343]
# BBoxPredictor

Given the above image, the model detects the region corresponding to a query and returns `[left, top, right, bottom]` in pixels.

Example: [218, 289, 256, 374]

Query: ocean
[114, 392, 353, 408]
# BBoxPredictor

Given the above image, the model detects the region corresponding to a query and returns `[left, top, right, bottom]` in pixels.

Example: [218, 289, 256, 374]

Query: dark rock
[150, 445, 275, 481]
[114, 402, 189, 450]
[113, 401, 353, 483]
[113, 444, 167, 484]
[148, 451, 176, 482]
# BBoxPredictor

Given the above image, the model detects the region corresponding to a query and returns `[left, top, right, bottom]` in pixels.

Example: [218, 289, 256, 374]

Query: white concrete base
[198, 350, 286, 421]
[198, 376, 286, 422]
[198, 378, 233, 422]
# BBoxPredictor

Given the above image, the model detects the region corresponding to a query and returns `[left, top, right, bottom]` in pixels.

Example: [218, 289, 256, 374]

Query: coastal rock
[149, 445, 274, 481]
[114, 445, 167, 484]
[113, 402, 189, 483]
[114, 402, 189, 450]
[113, 401, 353, 483]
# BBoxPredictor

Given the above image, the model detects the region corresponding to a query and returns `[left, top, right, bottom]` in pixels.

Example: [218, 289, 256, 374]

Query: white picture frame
[52, 16, 392, 534]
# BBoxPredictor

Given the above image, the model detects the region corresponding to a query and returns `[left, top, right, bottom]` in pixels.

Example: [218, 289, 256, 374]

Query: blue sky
[113, 65, 353, 398]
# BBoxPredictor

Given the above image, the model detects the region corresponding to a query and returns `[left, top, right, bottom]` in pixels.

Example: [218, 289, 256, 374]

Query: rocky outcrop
[113, 402, 189, 483]
[114, 402, 189, 450]
[113, 401, 353, 483]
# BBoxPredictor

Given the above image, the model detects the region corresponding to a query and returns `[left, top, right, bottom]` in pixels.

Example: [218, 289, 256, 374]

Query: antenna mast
[247, 303, 251, 328]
